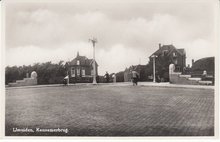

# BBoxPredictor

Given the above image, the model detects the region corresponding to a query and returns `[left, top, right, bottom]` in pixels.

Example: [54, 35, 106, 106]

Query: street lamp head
[89, 37, 98, 43]
[93, 37, 98, 43]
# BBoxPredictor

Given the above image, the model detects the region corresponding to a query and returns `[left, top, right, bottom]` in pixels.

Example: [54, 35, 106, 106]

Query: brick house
[149, 44, 186, 81]
[150, 44, 186, 72]
[66, 52, 98, 83]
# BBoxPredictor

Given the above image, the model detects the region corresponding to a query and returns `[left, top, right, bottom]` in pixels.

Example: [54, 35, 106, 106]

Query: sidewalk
[138, 82, 215, 90]
[5, 81, 215, 90]
[100, 82, 214, 89]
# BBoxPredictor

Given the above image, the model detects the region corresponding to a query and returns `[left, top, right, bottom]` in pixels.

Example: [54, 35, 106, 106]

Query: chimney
[77, 51, 79, 57]
[192, 59, 194, 66]
[159, 43, 161, 49]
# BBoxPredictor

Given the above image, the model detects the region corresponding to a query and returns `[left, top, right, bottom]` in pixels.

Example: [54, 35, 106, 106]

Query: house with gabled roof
[150, 44, 186, 73]
[66, 52, 98, 83]
[147, 44, 186, 82]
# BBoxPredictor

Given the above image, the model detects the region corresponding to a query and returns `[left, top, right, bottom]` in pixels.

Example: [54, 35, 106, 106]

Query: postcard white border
[1, 0, 219, 141]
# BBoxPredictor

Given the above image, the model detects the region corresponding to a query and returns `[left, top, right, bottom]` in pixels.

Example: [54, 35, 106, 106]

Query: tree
[5, 61, 67, 85]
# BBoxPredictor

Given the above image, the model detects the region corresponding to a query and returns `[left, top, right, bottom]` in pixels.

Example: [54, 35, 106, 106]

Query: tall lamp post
[151, 55, 158, 83]
[89, 37, 97, 84]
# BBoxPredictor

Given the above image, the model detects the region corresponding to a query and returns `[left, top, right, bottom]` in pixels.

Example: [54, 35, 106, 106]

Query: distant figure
[131, 70, 139, 86]
[104, 72, 109, 83]
[63, 75, 69, 86]
[155, 71, 161, 83]
[183, 67, 186, 74]
[202, 70, 207, 79]
[26, 73, 29, 78]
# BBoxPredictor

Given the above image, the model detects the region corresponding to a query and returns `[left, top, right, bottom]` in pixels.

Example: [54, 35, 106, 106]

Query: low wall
[169, 73, 199, 85]
[8, 78, 37, 87]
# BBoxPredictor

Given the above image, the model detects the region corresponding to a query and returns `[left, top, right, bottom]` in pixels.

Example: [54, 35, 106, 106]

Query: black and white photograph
[1, 0, 219, 138]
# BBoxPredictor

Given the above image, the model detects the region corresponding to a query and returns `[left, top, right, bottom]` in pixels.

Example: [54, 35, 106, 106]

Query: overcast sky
[5, 0, 217, 75]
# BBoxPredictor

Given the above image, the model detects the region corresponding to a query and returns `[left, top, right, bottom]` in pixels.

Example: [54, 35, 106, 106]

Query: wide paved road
[5, 84, 214, 136]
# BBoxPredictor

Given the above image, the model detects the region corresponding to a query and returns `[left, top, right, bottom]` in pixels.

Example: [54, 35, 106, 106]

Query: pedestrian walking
[131, 70, 139, 86]
[63, 75, 69, 86]
[202, 70, 207, 80]
[104, 71, 109, 83]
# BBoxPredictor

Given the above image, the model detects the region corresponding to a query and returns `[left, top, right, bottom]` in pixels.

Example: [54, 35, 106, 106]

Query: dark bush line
[5, 61, 66, 85]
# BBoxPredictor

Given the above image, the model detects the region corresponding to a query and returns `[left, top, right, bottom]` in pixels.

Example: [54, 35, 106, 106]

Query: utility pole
[151, 55, 157, 83]
[89, 37, 98, 85]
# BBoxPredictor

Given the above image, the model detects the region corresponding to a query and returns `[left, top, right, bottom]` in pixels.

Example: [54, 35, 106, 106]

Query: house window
[77, 60, 80, 65]
[82, 68, 85, 77]
[71, 67, 75, 77]
[163, 50, 168, 56]
[173, 52, 177, 57]
[77, 68, 80, 76]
